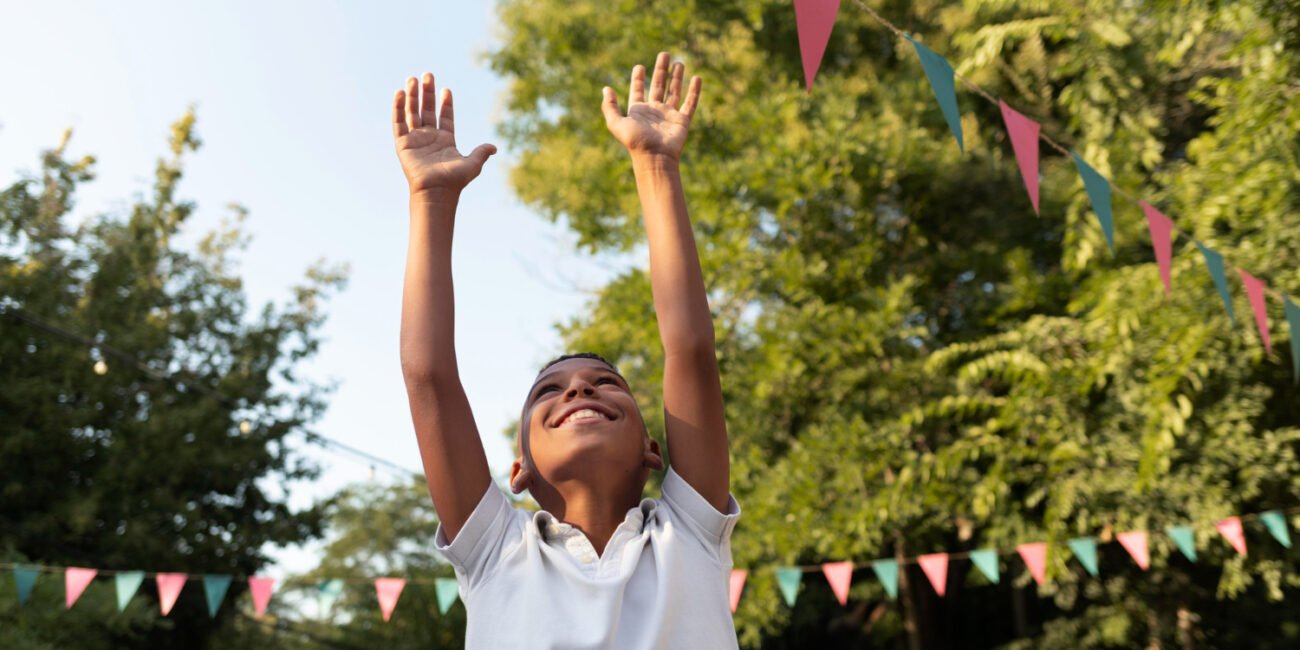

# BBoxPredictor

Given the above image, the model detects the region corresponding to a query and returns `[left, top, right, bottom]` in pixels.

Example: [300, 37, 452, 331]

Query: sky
[0, 1, 628, 580]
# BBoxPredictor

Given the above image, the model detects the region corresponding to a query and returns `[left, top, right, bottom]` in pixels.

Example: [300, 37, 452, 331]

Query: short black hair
[537, 352, 622, 378]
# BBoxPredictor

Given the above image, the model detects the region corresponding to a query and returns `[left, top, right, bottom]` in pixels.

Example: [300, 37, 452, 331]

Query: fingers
[666, 62, 684, 108]
[648, 51, 670, 104]
[629, 64, 645, 105]
[420, 72, 437, 129]
[680, 76, 702, 120]
[466, 143, 497, 169]
[405, 77, 420, 131]
[601, 86, 622, 127]
[438, 87, 455, 135]
[392, 90, 408, 138]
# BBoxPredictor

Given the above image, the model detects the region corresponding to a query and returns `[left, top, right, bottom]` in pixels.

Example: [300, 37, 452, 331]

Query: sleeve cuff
[433, 480, 512, 572]
[661, 465, 741, 544]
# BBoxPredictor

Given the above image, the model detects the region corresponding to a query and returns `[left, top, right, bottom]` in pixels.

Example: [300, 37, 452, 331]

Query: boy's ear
[643, 438, 664, 470]
[509, 457, 533, 494]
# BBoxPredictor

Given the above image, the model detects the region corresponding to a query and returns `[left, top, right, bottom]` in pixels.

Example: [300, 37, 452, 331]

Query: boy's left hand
[602, 51, 702, 162]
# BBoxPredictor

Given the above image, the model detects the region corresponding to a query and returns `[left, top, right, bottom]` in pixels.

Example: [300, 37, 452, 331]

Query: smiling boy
[396, 51, 740, 648]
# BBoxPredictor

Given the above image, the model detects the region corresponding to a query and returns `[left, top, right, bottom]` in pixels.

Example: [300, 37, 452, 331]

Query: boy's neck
[534, 477, 646, 557]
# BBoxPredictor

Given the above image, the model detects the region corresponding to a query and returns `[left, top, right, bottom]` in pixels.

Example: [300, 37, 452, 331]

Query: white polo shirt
[433, 465, 742, 649]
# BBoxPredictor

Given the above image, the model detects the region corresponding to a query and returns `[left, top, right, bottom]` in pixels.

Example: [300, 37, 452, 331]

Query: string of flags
[725, 508, 1297, 612]
[793, 0, 1300, 380]
[3, 565, 462, 623]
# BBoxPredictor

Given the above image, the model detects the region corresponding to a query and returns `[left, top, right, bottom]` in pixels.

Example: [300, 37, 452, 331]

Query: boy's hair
[516, 352, 628, 458]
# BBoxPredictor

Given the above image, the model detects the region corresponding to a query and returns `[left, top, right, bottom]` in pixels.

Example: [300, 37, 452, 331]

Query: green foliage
[488, 0, 1299, 647]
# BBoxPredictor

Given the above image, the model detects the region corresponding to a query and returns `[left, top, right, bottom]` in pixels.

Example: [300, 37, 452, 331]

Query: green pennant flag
[1286, 296, 1300, 384]
[871, 559, 899, 599]
[14, 566, 39, 605]
[202, 575, 232, 618]
[1166, 525, 1197, 562]
[318, 579, 344, 616]
[1260, 510, 1292, 548]
[1068, 537, 1100, 577]
[906, 35, 964, 154]
[1072, 154, 1115, 254]
[969, 549, 1000, 584]
[435, 577, 459, 615]
[1197, 242, 1236, 325]
[115, 571, 144, 612]
[774, 567, 802, 608]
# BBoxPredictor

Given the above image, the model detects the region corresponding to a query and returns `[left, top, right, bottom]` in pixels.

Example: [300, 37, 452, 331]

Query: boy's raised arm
[602, 52, 731, 512]
[394, 73, 498, 541]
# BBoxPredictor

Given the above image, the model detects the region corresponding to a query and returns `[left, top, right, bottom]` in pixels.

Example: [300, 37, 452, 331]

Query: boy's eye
[597, 377, 617, 386]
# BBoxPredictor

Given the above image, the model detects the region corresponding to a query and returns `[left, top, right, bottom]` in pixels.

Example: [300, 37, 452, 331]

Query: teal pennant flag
[14, 566, 39, 605]
[1073, 154, 1115, 254]
[1197, 242, 1236, 325]
[115, 571, 144, 612]
[871, 559, 899, 599]
[435, 577, 459, 615]
[318, 578, 344, 616]
[906, 35, 964, 153]
[1166, 525, 1197, 562]
[203, 575, 232, 618]
[1286, 296, 1300, 384]
[1068, 537, 1100, 577]
[969, 549, 1000, 584]
[774, 567, 802, 607]
[1260, 510, 1292, 548]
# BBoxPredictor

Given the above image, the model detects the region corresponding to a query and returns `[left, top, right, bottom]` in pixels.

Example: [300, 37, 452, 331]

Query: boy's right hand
[393, 72, 497, 199]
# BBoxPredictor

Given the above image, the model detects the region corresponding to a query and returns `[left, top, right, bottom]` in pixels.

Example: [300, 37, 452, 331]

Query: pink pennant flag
[374, 578, 406, 622]
[1017, 543, 1048, 585]
[821, 560, 854, 605]
[1238, 270, 1272, 354]
[917, 553, 949, 597]
[793, 0, 841, 92]
[999, 101, 1041, 215]
[728, 569, 747, 613]
[1217, 516, 1248, 556]
[65, 568, 97, 609]
[1141, 202, 1175, 297]
[248, 577, 275, 617]
[1116, 531, 1150, 570]
[156, 573, 187, 616]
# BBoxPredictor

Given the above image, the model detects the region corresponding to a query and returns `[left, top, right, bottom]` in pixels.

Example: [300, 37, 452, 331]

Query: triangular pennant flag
[248, 576, 275, 617]
[1072, 154, 1115, 254]
[374, 578, 406, 622]
[1166, 525, 1197, 562]
[65, 568, 97, 609]
[792, 0, 841, 92]
[907, 35, 964, 153]
[115, 571, 144, 612]
[1238, 270, 1272, 354]
[1067, 537, 1100, 577]
[917, 553, 949, 597]
[822, 560, 854, 605]
[999, 101, 1041, 215]
[969, 549, 1000, 584]
[14, 566, 39, 605]
[871, 559, 899, 599]
[1141, 202, 1175, 297]
[1260, 511, 1292, 548]
[434, 577, 459, 615]
[203, 575, 232, 618]
[774, 567, 802, 608]
[1286, 296, 1300, 383]
[1017, 543, 1048, 585]
[1197, 242, 1235, 325]
[728, 569, 747, 613]
[156, 573, 186, 616]
[1116, 531, 1150, 570]
[318, 578, 344, 616]
[1216, 516, 1248, 556]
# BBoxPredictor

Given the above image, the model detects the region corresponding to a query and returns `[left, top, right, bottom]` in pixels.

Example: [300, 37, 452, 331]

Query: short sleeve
[660, 465, 741, 561]
[433, 481, 519, 588]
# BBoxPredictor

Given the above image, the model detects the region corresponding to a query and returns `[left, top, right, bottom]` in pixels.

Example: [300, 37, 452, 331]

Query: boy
[396, 51, 740, 648]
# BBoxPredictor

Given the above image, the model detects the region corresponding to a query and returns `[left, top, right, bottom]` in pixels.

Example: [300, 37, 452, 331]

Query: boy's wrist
[630, 153, 681, 175]
[409, 187, 462, 208]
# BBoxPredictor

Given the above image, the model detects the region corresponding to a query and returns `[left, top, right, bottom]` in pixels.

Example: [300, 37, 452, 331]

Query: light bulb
[239, 420, 252, 434]
[93, 359, 108, 375]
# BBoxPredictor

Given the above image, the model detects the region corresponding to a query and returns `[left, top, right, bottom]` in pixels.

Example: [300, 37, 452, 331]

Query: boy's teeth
[562, 409, 607, 425]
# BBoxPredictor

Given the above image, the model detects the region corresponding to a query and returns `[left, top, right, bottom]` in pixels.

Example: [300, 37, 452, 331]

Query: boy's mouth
[552, 403, 616, 427]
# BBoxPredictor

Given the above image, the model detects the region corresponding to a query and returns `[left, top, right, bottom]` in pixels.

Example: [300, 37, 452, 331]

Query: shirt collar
[534, 498, 658, 543]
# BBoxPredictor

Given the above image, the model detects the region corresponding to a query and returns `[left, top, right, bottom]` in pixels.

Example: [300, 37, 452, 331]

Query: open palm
[393, 73, 496, 196]
[602, 52, 702, 161]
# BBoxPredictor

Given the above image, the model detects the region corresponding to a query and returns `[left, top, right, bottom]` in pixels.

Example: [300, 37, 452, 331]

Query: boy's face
[515, 358, 657, 491]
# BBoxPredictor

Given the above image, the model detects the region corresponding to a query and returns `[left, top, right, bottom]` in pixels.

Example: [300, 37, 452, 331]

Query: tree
[486, 0, 1299, 647]
[0, 112, 348, 648]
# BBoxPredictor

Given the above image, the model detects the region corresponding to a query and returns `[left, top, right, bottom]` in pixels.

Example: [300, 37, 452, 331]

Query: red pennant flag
[917, 553, 949, 597]
[999, 101, 1041, 215]
[728, 569, 747, 613]
[374, 578, 406, 622]
[1238, 270, 1272, 354]
[156, 573, 187, 616]
[65, 568, 97, 609]
[1217, 516, 1248, 556]
[793, 0, 841, 92]
[1141, 202, 1175, 297]
[249, 577, 275, 617]
[821, 561, 854, 605]
[1017, 543, 1048, 585]
[1116, 531, 1150, 570]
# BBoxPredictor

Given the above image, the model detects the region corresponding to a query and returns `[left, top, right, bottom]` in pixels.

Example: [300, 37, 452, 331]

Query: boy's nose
[565, 382, 596, 399]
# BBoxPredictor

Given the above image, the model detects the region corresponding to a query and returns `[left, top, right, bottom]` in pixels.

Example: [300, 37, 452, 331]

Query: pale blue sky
[0, 1, 629, 578]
